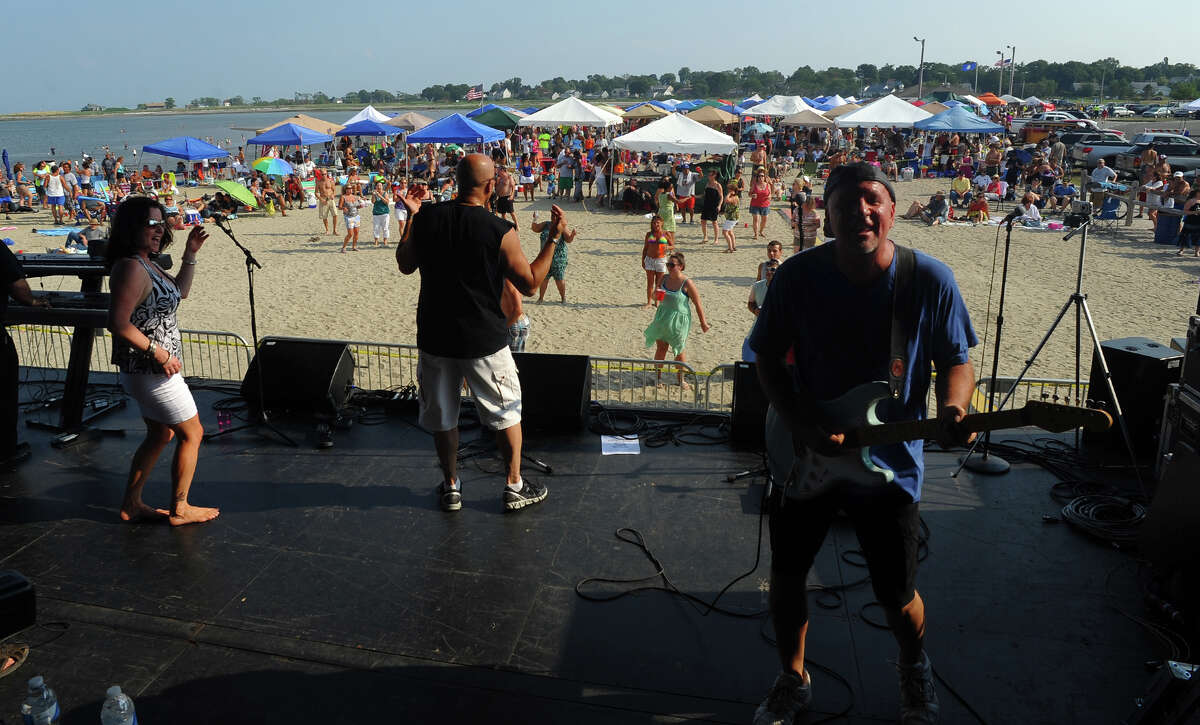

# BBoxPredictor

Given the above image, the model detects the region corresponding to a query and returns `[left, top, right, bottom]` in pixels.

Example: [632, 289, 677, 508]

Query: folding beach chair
[1092, 195, 1127, 233]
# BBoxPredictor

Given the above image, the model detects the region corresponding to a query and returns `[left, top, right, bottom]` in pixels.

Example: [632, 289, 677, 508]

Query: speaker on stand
[239, 337, 356, 418]
[1083, 338, 1182, 458]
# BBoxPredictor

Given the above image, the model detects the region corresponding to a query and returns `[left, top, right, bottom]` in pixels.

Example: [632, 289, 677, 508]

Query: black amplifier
[1181, 315, 1200, 396]
[1156, 384, 1200, 483]
[0, 570, 35, 639]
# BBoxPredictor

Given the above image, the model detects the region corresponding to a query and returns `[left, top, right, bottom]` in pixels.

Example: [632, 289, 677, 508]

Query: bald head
[457, 153, 496, 194]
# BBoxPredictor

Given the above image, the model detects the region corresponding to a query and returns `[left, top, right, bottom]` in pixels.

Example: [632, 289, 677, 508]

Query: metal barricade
[704, 363, 736, 412]
[342, 341, 420, 391]
[588, 356, 700, 409]
[178, 329, 254, 381]
[973, 376, 1087, 411]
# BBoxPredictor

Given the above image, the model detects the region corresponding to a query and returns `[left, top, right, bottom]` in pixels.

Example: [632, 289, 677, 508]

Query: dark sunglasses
[145, 219, 165, 227]
[665, 261, 678, 268]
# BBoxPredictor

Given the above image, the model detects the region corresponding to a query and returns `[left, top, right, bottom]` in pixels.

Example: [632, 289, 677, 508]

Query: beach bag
[266, 199, 276, 216]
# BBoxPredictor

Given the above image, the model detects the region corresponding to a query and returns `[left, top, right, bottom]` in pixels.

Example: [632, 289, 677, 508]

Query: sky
[5, 0, 1200, 114]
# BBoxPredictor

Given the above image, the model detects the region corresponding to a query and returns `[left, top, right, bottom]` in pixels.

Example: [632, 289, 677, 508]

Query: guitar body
[766, 381, 897, 501]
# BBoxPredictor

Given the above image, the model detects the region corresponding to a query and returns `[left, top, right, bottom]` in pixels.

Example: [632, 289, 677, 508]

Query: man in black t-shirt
[2, 245, 48, 467]
[396, 154, 559, 513]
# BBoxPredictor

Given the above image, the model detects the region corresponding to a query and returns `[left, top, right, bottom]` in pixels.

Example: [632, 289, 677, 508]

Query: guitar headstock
[1022, 402, 1113, 432]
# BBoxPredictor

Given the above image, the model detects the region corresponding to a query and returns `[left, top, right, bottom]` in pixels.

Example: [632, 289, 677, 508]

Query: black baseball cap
[823, 162, 897, 205]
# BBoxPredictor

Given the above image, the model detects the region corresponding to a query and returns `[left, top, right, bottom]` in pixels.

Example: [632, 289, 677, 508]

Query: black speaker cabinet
[1084, 337, 1182, 457]
[1182, 315, 1200, 397]
[241, 337, 355, 417]
[511, 353, 590, 431]
[731, 361, 769, 448]
[0, 570, 35, 639]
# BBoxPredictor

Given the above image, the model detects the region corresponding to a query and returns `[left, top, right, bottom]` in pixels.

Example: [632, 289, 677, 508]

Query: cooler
[1155, 214, 1181, 246]
[901, 167, 915, 182]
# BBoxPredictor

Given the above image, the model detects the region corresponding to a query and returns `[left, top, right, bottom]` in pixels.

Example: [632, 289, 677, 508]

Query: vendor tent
[912, 106, 1005, 134]
[742, 94, 764, 105]
[1021, 96, 1048, 107]
[1185, 98, 1200, 110]
[472, 107, 525, 130]
[466, 103, 522, 119]
[247, 123, 334, 146]
[336, 119, 402, 137]
[961, 94, 986, 107]
[835, 94, 933, 128]
[684, 105, 738, 127]
[975, 93, 1006, 106]
[918, 102, 951, 115]
[343, 105, 390, 124]
[743, 95, 823, 117]
[622, 103, 670, 120]
[406, 113, 504, 144]
[142, 136, 229, 160]
[778, 109, 835, 128]
[517, 96, 622, 128]
[386, 111, 434, 132]
[256, 114, 343, 135]
[612, 113, 737, 155]
[823, 102, 861, 119]
[1000, 94, 1021, 104]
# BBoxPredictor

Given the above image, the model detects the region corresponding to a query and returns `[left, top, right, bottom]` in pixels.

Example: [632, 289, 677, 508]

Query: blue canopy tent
[142, 136, 229, 160]
[912, 105, 1005, 134]
[247, 123, 334, 147]
[335, 119, 402, 137]
[405, 114, 505, 144]
[520, 107, 539, 115]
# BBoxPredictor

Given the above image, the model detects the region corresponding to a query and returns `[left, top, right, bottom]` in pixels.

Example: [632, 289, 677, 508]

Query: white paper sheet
[601, 435, 641, 455]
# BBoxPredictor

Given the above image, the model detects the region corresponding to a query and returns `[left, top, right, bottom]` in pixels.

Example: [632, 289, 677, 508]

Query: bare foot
[169, 505, 220, 527]
[642, 303, 653, 309]
[119, 502, 170, 523]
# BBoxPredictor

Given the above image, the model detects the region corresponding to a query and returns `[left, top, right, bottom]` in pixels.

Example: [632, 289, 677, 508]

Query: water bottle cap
[28, 675, 43, 689]
[107, 685, 123, 697]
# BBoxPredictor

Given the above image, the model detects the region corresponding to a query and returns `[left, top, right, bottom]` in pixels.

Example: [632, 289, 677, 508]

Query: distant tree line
[75, 57, 1200, 113]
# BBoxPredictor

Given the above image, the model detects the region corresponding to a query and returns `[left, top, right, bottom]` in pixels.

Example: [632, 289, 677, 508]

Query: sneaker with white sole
[753, 670, 811, 725]
[896, 652, 939, 724]
[438, 480, 461, 512]
[503, 478, 548, 511]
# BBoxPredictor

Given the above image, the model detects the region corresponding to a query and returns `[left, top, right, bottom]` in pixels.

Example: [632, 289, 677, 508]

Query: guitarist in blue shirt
[747, 163, 978, 725]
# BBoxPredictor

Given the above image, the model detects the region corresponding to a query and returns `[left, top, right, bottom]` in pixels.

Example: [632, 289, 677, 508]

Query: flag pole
[974, 63, 979, 94]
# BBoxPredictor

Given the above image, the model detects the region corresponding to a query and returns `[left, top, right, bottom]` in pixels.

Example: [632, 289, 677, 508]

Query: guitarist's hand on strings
[936, 403, 974, 449]
[793, 424, 845, 458]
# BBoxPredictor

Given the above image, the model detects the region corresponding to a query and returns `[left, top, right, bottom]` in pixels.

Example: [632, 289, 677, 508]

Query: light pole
[996, 50, 1004, 94]
[914, 36, 926, 99]
[1007, 45, 1017, 97]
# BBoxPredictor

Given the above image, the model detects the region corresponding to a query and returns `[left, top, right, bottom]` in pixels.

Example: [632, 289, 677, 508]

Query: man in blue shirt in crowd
[748, 163, 978, 725]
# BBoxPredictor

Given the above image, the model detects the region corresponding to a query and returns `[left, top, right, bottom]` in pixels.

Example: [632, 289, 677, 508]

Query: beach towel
[33, 227, 82, 236]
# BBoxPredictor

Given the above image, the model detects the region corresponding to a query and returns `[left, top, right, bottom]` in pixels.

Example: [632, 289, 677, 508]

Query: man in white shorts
[396, 153, 559, 512]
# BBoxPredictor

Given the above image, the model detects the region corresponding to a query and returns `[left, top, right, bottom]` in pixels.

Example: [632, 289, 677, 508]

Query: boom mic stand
[202, 215, 295, 447]
[954, 214, 1142, 489]
[960, 211, 1019, 475]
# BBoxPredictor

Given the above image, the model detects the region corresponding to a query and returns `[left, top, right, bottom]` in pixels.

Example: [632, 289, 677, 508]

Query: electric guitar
[765, 381, 1113, 501]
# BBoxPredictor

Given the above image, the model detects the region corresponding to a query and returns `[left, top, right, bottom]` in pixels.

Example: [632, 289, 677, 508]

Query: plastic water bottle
[100, 685, 136, 725]
[20, 676, 60, 724]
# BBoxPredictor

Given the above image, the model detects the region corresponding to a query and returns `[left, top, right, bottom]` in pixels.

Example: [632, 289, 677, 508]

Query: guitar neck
[853, 408, 1032, 448]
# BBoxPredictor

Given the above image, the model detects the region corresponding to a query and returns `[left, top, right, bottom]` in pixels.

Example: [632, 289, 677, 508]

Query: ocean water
[0, 109, 454, 170]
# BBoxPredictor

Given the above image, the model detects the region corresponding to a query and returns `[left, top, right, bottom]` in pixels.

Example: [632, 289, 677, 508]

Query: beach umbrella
[336, 119, 402, 137]
[142, 136, 230, 161]
[747, 122, 774, 134]
[215, 180, 258, 209]
[252, 157, 293, 175]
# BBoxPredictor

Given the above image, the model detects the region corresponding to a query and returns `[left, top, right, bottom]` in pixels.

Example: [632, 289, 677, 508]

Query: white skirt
[120, 372, 198, 425]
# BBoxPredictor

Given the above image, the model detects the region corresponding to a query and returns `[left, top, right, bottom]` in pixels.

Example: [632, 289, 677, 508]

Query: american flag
[994, 58, 1012, 68]
[465, 84, 484, 101]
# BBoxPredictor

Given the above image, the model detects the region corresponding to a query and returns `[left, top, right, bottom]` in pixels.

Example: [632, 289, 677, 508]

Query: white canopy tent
[834, 94, 933, 128]
[824, 94, 850, 108]
[961, 94, 986, 108]
[779, 109, 835, 128]
[1021, 96, 1048, 107]
[1185, 98, 1200, 110]
[1000, 94, 1021, 104]
[517, 96, 623, 128]
[344, 105, 391, 124]
[743, 95, 824, 117]
[612, 113, 737, 155]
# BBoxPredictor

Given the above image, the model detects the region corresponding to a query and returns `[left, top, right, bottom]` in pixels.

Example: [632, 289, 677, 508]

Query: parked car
[1144, 106, 1172, 117]
[1110, 106, 1135, 117]
[1114, 133, 1200, 177]
[1126, 104, 1150, 114]
[1172, 106, 1199, 118]
[1068, 132, 1133, 170]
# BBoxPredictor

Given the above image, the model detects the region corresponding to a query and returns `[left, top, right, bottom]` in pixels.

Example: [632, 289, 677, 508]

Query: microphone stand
[960, 211, 1017, 475]
[203, 216, 295, 446]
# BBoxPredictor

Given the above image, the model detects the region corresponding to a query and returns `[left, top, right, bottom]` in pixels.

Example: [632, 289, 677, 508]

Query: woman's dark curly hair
[106, 196, 172, 266]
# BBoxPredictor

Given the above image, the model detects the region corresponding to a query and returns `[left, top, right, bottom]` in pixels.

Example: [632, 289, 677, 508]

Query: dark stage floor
[0, 383, 1169, 723]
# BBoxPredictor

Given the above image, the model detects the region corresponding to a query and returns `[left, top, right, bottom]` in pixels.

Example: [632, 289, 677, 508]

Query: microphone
[1002, 207, 1022, 225]
[208, 212, 229, 225]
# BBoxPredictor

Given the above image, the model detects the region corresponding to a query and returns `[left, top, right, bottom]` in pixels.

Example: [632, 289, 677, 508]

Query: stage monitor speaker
[1181, 315, 1200, 396]
[511, 353, 590, 431]
[731, 361, 769, 448]
[0, 570, 35, 639]
[241, 337, 355, 417]
[1084, 337, 1182, 457]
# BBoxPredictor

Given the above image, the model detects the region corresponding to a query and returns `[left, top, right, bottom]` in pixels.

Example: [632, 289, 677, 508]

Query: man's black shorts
[768, 485, 920, 610]
[495, 196, 514, 214]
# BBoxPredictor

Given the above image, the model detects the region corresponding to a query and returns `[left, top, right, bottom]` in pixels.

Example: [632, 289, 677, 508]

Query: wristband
[146, 341, 157, 359]
[182, 258, 198, 265]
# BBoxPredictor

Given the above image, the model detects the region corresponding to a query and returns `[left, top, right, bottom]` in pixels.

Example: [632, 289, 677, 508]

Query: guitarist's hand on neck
[934, 362, 978, 448]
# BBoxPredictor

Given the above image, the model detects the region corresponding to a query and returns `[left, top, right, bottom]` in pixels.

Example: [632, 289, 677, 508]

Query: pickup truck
[1067, 132, 1133, 170]
[1113, 133, 1200, 177]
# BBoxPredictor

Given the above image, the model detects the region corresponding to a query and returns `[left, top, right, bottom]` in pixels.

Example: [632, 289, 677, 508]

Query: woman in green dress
[643, 252, 711, 388]
[655, 178, 680, 247]
[533, 209, 578, 303]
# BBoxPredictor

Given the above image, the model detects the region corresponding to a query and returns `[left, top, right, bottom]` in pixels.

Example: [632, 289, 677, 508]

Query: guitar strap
[888, 244, 917, 400]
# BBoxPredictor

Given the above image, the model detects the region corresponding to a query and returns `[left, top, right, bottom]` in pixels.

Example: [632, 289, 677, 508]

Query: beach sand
[12, 176, 1197, 385]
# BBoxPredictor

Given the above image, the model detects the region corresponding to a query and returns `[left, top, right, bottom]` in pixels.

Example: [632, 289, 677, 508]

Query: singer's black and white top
[111, 256, 183, 374]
